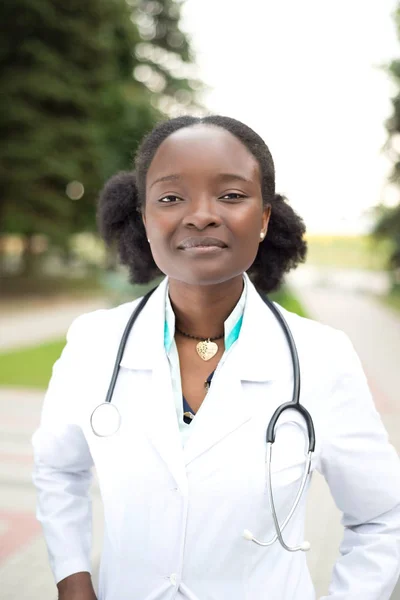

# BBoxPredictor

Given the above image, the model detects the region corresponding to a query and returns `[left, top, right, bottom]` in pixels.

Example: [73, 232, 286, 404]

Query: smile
[177, 236, 228, 251]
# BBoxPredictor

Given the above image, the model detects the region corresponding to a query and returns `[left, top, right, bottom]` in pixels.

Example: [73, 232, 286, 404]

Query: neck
[168, 276, 244, 338]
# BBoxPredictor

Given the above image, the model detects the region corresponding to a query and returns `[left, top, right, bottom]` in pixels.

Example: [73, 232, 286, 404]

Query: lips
[178, 236, 228, 250]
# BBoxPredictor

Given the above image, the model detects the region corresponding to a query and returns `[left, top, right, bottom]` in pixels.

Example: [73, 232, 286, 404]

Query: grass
[306, 234, 390, 271]
[270, 287, 307, 317]
[382, 288, 400, 314]
[0, 287, 306, 389]
[0, 338, 66, 389]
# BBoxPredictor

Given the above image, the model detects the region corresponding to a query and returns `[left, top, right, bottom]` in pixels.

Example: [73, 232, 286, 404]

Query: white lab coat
[32, 276, 400, 600]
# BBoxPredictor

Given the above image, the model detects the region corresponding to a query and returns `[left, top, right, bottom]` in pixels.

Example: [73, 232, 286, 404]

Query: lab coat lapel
[183, 354, 251, 467]
[148, 348, 188, 493]
[235, 274, 291, 383]
[183, 277, 289, 467]
[120, 279, 188, 493]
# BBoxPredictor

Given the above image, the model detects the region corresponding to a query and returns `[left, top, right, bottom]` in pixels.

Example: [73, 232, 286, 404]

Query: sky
[181, 0, 399, 233]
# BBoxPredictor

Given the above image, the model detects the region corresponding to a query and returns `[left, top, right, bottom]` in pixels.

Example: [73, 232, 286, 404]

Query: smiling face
[143, 124, 271, 286]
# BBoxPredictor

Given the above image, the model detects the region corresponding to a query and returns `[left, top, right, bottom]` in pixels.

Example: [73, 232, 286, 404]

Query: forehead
[147, 124, 260, 182]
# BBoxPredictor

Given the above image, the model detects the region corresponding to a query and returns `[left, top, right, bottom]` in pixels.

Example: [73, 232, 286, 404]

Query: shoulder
[275, 303, 359, 374]
[277, 304, 346, 346]
[272, 306, 368, 423]
[66, 297, 144, 346]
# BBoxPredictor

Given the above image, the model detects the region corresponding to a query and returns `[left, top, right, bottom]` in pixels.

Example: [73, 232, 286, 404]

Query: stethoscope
[90, 286, 315, 554]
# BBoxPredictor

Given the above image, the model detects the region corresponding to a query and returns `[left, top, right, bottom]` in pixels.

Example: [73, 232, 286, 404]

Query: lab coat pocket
[268, 415, 310, 488]
[260, 416, 311, 532]
[243, 412, 312, 549]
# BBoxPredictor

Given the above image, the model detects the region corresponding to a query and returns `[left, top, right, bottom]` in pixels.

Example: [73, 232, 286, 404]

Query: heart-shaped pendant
[196, 339, 218, 361]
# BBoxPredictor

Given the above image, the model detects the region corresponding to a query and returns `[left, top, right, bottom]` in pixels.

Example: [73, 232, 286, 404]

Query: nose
[182, 196, 221, 230]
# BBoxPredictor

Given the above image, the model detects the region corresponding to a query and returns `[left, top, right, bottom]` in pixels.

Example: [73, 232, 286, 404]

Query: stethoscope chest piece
[91, 403, 121, 437]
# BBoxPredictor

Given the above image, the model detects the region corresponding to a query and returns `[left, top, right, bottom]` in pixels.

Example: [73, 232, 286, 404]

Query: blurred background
[1, 0, 400, 597]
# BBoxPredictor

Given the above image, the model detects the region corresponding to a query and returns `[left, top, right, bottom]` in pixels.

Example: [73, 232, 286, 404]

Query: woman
[33, 116, 400, 600]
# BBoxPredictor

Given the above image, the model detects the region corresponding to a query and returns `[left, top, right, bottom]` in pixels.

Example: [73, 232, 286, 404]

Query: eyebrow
[150, 172, 252, 188]
[150, 174, 181, 188]
[215, 173, 252, 184]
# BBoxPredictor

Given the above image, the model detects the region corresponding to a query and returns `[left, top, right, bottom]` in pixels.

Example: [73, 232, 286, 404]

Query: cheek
[236, 208, 266, 263]
[144, 208, 174, 243]
[143, 211, 178, 275]
[232, 209, 263, 246]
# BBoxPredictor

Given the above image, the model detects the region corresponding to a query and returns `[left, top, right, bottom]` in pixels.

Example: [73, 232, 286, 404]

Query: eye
[158, 195, 183, 204]
[219, 192, 247, 202]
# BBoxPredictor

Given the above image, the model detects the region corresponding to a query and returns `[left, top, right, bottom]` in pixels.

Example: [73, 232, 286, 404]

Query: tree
[0, 0, 201, 273]
[373, 205, 400, 272]
[374, 4, 400, 275]
[0, 1, 122, 250]
[131, 0, 203, 116]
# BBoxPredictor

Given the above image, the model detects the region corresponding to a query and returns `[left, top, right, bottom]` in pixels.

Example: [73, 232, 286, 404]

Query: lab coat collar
[234, 273, 288, 383]
[119, 277, 168, 371]
[120, 273, 287, 383]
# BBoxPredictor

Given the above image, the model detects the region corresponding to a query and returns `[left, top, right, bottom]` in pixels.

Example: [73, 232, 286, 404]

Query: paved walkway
[0, 275, 399, 598]
[0, 387, 104, 599]
[0, 297, 108, 351]
[290, 267, 400, 598]
[0, 297, 108, 598]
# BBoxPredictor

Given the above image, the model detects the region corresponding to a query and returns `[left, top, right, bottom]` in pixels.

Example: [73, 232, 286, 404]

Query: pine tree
[0, 0, 201, 272]
[131, 0, 203, 115]
[0, 0, 118, 245]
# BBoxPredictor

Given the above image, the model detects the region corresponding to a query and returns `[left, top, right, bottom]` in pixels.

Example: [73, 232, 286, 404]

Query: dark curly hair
[97, 115, 307, 293]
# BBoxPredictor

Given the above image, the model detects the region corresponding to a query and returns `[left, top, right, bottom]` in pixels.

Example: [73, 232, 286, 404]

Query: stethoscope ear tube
[266, 402, 316, 453]
[259, 293, 315, 453]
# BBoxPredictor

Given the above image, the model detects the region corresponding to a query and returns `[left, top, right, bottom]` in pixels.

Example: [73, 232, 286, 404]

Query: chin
[155, 253, 253, 287]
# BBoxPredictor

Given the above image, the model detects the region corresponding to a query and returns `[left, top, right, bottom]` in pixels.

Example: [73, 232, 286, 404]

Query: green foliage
[0, 338, 66, 388]
[383, 287, 400, 313]
[306, 234, 390, 271]
[270, 288, 308, 318]
[0, 0, 201, 263]
[377, 4, 400, 270]
[0, 0, 129, 240]
[372, 205, 400, 269]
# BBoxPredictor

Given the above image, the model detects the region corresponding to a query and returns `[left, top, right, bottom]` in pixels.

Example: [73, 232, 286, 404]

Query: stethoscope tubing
[104, 287, 157, 405]
[259, 295, 315, 453]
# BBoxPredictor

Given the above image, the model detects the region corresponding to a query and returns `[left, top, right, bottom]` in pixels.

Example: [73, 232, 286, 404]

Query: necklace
[175, 326, 224, 361]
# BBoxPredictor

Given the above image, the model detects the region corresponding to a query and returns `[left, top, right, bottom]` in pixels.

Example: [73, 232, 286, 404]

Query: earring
[260, 232, 265, 240]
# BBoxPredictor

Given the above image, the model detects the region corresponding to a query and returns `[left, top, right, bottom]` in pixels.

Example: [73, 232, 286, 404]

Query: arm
[32, 316, 96, 594]
[57, 572, 97, 600]
[317, 332, 400, 599]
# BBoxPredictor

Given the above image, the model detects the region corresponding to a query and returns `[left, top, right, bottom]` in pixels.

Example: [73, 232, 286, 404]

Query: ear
[140, 209, 150, 243]
[139, 204, 147, 231]
[261, 205, 271, 238]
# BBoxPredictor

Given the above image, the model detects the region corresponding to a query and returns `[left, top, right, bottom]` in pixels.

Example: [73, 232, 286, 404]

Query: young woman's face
[144, 125, 271, 286]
